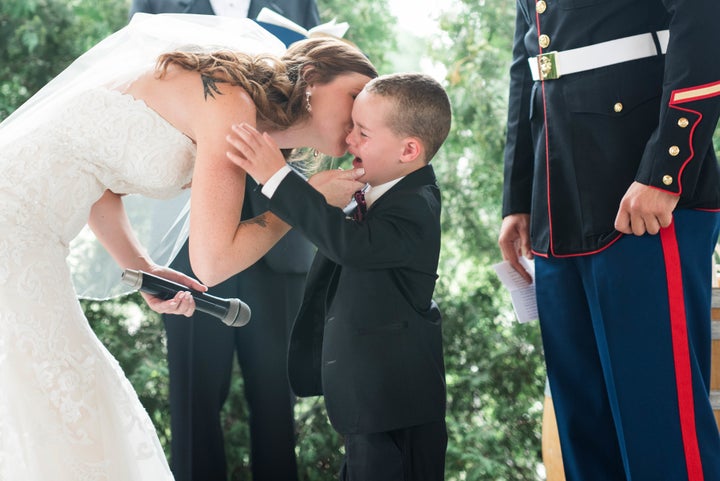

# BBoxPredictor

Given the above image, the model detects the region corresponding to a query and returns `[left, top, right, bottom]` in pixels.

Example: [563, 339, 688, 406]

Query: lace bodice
[0, 88, 195, 244]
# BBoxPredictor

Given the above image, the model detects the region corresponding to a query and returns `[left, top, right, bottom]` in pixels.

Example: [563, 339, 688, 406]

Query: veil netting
[0, 13, 286, 299]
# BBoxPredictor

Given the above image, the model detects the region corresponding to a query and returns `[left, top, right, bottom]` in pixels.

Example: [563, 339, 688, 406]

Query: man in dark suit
[498, 1, 720, 480]
[129, 0, 319, 29]
[227, 73, 452, 481]
[127, 2, 319, 480]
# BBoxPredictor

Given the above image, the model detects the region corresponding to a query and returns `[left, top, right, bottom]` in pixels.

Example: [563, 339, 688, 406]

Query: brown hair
[281, 36, 378, 122]
[365, 73, 452, 162]
[155, 37, 377, 132]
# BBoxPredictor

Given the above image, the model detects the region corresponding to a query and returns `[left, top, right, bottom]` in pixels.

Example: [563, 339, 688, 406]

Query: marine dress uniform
[502, 0, 720, 479]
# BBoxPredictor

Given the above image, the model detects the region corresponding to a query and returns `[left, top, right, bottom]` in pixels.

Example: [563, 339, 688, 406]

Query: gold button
[536, 0, 547, 13]
[613, 102, 623, 113]
[677, 117, 689, 128]
[662, 175, 673, 185]
[539, 34, 551, 49]
[668, 145, 680, 156]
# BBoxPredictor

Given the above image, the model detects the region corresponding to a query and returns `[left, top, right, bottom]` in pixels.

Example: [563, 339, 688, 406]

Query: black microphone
[121, 269, 251, 327]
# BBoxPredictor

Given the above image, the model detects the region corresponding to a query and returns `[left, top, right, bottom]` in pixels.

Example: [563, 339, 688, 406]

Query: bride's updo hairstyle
[280, 36, 377, 123]
[155, 50, 295, 130]
[154, 36, 377, 131]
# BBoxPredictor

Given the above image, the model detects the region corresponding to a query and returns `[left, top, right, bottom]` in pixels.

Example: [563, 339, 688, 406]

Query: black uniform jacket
[269, 166, 446, 435]
[502, 0, 720, 256]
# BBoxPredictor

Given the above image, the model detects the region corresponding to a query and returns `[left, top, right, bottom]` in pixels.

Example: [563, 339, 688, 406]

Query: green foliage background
[8, 1, 716, 480]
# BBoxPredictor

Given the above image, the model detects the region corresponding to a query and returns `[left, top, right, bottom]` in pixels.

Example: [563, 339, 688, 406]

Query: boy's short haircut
[364, 73, 452, 162]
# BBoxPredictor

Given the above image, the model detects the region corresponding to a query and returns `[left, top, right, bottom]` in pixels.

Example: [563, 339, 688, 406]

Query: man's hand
[309, 168, 365, 208]
[498, 213, 533, 284]
[226, 123, 286, 185]
[614, 181, 679, 235]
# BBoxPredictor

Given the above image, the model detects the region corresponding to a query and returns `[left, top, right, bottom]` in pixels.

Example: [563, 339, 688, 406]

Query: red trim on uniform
[534, 10, 556, 257]
[660, 221, 704, 481]
[667, 104, 702, 196]
[537, 231, 624, 258]
[670, 80, 720, 105]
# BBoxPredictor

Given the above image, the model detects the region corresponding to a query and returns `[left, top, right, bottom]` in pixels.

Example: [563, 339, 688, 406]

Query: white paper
[492, 256, 538, 323]
[256, 8, 349, 38]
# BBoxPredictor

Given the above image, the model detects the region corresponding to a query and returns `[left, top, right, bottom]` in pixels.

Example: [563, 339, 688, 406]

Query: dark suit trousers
[164, 248, 304, 481]
[339, 420, 447, 481]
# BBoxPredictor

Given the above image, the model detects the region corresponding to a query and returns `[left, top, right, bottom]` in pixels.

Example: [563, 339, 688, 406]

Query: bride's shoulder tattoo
[243, 214, 268, 228]
[201, 74, 224, 100]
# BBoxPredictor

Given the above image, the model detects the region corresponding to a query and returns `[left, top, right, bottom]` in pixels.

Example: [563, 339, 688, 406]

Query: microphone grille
[223, 298, 251, 327]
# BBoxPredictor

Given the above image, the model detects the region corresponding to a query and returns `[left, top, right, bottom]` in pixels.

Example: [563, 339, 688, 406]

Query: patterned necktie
[352, 189, 367, 222]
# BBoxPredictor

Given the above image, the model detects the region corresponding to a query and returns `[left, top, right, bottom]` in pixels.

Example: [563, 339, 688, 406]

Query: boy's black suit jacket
[267, 165, 447, 435]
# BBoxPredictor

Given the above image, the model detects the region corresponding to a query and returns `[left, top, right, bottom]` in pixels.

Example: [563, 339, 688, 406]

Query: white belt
[528, 30, 669, 81]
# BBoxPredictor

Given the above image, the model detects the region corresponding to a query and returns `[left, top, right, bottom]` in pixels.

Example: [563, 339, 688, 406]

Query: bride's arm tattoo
[201, 74, 224, 100]
[242, 214, 268, 228]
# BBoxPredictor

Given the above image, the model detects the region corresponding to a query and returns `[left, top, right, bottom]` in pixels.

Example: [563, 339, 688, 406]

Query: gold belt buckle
[537, 51, 559, 80]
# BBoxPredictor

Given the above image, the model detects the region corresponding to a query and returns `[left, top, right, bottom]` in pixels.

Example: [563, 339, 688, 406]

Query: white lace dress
[0, 88, 196, 480]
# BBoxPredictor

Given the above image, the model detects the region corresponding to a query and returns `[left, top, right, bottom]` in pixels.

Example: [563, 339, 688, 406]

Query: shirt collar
[209, 0, 251, 17]
[365, 177, 404, 208]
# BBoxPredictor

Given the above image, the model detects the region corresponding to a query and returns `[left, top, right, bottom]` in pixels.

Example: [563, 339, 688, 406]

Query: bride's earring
[313, 149, 319, 158]
[305, 91, 312, 112]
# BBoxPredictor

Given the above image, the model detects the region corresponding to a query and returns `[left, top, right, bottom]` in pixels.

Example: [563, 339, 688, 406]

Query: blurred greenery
[0, 0, 128, 117]
[431, 2, 546, 479]
[10, 1, 716, 481]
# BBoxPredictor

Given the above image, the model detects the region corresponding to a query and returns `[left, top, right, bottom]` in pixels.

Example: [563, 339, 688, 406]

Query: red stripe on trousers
[660, 221, 704, 480]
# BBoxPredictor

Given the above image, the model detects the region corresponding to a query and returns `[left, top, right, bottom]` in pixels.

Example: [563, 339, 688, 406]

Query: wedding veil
[0, 13, 286, 299]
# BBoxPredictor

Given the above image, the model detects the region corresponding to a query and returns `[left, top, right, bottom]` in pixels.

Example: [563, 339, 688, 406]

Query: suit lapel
[367, 164, 438, 212]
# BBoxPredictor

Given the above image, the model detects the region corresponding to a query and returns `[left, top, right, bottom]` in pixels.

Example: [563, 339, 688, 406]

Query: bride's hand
[140, 265, 207, 317]
[309, 168, 365, 208]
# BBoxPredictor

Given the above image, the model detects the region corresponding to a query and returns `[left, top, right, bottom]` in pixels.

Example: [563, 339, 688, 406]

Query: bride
[0, 13, 376, 480]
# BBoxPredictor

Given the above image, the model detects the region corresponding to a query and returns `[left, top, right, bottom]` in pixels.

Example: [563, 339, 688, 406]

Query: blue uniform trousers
[536, 209, 720, 481]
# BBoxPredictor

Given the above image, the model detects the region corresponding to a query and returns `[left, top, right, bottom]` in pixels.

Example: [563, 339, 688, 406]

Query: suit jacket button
[662, 175, 673, 186]
[613, 102, 623, 113]
[539, 34, 551, 49]
[536, 1, 547, 13]
[677, 117, 689, 128]
[668, 145, 680, 156]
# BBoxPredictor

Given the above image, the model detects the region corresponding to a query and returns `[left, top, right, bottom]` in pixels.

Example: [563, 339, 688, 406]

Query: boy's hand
[226, 123, 286, 185]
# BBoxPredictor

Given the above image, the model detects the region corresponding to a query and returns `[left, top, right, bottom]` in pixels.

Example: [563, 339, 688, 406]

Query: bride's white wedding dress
[0, 13, 286, 480]
[0, 88, 196, 480]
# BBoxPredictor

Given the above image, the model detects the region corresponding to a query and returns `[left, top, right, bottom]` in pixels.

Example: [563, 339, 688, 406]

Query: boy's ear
[399, 137, 424, 164]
